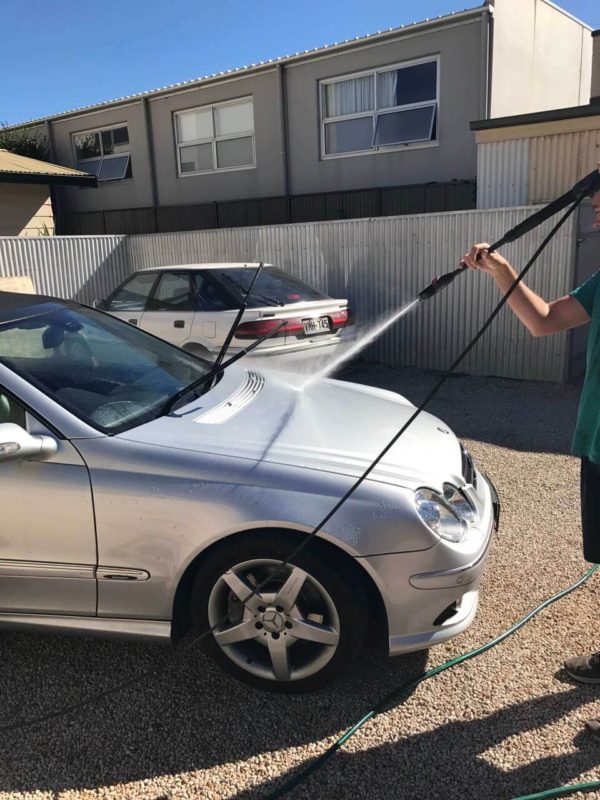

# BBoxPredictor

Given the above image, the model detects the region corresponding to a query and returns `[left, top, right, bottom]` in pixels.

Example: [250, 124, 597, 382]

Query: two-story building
[5, 0, 594, 234]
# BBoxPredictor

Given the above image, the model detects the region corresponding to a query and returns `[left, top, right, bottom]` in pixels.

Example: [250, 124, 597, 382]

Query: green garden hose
[267, 564, 600, 800]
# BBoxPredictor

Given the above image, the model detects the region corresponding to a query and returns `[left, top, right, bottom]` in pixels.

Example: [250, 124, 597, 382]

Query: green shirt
[570, 270, 600, 464]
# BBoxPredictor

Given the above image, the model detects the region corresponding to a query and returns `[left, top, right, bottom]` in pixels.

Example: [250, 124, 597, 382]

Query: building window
[73, 125, 132, 181]
[320, 57, 438, 157]
[174, 97, 255, 176]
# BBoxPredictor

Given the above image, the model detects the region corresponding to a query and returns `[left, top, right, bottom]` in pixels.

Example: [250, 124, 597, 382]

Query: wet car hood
[118, 365, 464, 488]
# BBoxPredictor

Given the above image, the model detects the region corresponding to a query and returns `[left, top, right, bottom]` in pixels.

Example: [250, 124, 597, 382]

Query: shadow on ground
[246, 688, 600, 800]
[337, 361, 582, 456]
[0, 629, 426, 795]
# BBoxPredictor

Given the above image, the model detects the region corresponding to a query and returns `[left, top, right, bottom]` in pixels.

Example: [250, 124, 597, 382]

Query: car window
[212, 267, 329, 308]
[192, 273, 237, 311]
[0, 307, 210, 434]
[107, 272, 157, 311]
[0, 390, 26, 428]
[152, 272, 194, 312]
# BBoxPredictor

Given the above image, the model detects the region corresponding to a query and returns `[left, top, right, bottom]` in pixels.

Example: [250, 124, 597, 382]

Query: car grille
[460, 444, 477, 489]
[193, 370, 265, 424]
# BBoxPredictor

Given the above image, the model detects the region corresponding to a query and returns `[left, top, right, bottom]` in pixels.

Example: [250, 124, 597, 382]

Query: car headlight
[443, 483, 475, 523]
[414, 488, 467, 543]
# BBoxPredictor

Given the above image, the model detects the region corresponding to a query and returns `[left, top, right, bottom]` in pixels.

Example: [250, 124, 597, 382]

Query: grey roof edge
[470, 102, 600, 131]
[4, 6, 489, 131]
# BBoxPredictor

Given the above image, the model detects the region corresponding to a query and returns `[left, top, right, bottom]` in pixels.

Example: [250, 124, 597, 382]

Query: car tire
[190, 532, 368, 693]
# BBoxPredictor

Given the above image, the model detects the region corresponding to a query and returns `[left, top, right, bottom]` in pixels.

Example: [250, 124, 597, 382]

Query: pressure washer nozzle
[417, 267, 466, 302]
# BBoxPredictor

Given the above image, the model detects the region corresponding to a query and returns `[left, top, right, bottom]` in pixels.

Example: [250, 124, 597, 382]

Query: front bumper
[358, 470, 498, 656]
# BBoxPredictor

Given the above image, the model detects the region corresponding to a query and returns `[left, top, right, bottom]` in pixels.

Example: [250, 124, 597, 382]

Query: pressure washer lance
[417, 168, 600, 303]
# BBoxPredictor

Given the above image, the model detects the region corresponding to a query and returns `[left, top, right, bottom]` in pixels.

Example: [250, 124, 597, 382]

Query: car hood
[118, 365, 463, 488]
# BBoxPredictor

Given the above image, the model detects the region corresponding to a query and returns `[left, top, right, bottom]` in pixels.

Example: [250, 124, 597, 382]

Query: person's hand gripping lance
[417, 168, 600, 303]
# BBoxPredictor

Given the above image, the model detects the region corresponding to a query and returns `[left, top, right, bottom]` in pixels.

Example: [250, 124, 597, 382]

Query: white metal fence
[0, 207, 578, 381]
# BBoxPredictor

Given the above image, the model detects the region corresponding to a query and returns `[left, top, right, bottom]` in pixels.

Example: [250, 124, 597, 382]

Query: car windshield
[212, 267, 329, 308]
[0, 306, 211, 434]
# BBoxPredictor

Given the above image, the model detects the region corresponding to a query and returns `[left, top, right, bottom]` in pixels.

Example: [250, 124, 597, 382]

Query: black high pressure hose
[4, 171, 600, 800]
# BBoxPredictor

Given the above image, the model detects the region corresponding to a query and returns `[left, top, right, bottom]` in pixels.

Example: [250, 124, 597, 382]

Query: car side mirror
[92, 298, 107, 310]
[0, 423, 58, 463]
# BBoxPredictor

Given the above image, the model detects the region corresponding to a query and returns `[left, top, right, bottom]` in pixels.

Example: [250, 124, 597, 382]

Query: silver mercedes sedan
[0, 292, 499, 692]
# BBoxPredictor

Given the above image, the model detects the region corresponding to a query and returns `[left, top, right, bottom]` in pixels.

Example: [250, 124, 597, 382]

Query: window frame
[71, 122, 132, 183]
[319, 55, 440, 160]
[173, 96, 256, 178]
[148, 271, 195, 313]
[105, 271, 161, 312]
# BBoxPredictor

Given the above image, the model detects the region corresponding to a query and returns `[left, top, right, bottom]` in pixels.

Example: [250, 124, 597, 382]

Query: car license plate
[303, 317, 330, 335]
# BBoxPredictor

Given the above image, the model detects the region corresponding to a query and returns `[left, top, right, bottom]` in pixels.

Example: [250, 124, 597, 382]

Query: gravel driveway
[1, 362, 600, 800]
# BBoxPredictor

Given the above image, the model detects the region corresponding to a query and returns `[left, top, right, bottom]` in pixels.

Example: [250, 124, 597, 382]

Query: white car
[98, 263, 350, 363]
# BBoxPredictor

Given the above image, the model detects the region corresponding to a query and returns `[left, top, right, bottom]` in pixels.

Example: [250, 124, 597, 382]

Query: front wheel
[191, 534, 368, 693]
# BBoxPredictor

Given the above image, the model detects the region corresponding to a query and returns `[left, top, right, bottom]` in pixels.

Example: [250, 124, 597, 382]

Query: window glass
[76, 159, 101, 176]
[192, 274, 236, 311]
[107, 273, 157, 311]
[177, 108, 213, 143]
[180, 143, 213, 173]
[214, 101, 254, 137]
[0, 391, 26, 427]
[216, 136, 253, 169]
[74, 132, 101, 160]
[212, 267, 329, 308]
[101, 129, 114, 155]
[320, 60, 437, 155]
[0, 307, 209, 434]
[112, 126, 129, 151]
[373, 105, 436, 146]
[176, 99, 255, 174]
[152, 273, 193, 311]
[325, 117, 373, 154]
[323, 76, 374, 117]
[73, 126, 131, 180]
[98, 154, 131, 181]
[378, 62, 437, 109]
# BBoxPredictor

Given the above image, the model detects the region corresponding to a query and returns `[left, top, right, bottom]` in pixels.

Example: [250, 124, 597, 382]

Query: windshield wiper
[162, 319, 286, 415]
[220, 272, 283, 307]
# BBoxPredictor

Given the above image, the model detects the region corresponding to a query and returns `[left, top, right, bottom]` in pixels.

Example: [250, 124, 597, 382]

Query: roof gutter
[0, 172, 97, 187]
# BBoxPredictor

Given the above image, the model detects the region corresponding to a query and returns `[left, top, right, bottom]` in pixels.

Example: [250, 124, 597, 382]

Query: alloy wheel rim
[208, 558, 341, 682]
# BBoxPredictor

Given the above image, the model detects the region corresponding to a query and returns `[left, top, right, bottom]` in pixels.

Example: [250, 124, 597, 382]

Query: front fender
[75, 437, 436, 620]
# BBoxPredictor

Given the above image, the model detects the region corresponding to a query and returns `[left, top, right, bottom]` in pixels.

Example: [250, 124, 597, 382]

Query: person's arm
[462, 243, 590, 337]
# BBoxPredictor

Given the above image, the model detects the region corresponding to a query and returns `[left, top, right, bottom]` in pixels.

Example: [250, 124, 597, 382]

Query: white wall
[490, 0, 593, 117]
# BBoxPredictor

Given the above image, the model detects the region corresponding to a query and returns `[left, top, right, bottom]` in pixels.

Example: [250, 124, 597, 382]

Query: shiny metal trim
[193, 370, 265, 424]
[0, 560, 95, 579]
[0, 613, 171, 643]
[96, 567, 150, 581]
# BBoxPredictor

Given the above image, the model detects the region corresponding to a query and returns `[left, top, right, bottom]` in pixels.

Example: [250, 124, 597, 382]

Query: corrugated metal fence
[477, 128, 600, 208]
[0, 207, 578, 381]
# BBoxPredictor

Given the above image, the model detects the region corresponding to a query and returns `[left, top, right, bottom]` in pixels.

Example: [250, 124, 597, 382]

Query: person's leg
[563, 457, 600, 736]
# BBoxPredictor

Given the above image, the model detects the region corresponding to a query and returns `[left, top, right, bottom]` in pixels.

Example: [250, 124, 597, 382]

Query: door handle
[174, 320, 185, 328]
[128, 319, 138, 326]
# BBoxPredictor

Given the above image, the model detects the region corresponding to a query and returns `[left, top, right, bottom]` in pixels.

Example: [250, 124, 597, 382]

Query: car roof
[137, 263, 275, 272]
[0, 291, 76, 323]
